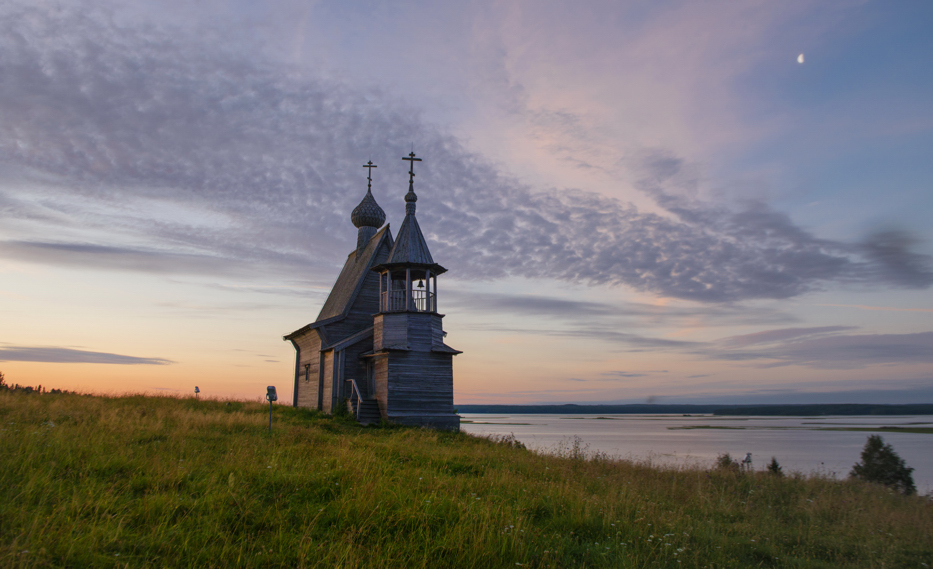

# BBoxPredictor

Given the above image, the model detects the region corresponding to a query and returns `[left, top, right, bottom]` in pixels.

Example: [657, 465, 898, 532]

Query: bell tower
[369, 152, 460, 429]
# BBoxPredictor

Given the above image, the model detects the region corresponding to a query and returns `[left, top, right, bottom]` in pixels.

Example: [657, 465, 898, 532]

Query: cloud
[0, 346, 174, 365]
[706, 330, 933, 369]
[0, 240, 244, 276]
[861, 230, 933, 288]
[718, 326, 857, 349]
[443, 289, 796, 328]
[0, 4, 929, 303]
[467, 325, 702, 351]
[601, 371, 647, 378]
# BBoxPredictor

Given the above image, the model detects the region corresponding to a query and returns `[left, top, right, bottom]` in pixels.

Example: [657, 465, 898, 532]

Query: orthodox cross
[363, 160, 377, 191]
[402, 151, 421, 186]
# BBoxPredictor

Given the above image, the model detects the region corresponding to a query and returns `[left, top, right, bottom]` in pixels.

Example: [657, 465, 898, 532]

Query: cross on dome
[402, 151, 422, 214]
[363, 160, 377, 191]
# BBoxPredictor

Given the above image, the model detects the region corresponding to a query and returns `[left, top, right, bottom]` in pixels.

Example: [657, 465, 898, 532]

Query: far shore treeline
[456, 403, 933, 416]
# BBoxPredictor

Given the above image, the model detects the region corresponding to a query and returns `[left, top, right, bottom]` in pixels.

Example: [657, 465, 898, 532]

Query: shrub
[332, 397, 353, 420]
[850, 435, 916, 495]
[715, 453, 739, 471]
[767, 456, 784, 476]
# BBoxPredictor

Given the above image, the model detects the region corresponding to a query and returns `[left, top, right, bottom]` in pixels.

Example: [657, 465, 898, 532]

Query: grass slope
[1, 392, 931, 568]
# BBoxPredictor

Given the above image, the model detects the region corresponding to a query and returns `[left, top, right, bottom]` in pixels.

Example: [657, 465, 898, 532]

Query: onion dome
[351, 189, 386, 229]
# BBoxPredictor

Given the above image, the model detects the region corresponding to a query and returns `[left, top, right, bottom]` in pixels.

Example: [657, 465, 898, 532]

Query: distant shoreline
[457, 403, 933, 416]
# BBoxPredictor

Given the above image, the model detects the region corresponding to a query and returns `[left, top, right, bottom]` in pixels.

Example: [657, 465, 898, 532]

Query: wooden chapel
[284, 154, 461, 430]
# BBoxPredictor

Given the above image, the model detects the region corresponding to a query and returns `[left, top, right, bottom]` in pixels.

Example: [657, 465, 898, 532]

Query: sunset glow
[1, 1, 931, 405]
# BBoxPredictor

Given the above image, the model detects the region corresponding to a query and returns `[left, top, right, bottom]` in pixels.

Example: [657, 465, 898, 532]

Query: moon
[797, 53, 805, 64]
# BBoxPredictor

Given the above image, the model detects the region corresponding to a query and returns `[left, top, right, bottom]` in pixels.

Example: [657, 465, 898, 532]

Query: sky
[1, 0, 931, 405]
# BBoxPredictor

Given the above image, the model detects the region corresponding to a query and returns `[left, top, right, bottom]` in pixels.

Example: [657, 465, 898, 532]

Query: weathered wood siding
[293, 330, 322, 410]
[406, 313, 445, 350]
[374, 313, 408, 350]
[321, 350, 334, 414]
[385, 351, 455, 416]
[374, 354, 389, 417]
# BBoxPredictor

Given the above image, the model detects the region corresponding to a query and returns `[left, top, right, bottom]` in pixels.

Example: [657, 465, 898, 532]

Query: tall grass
[1, 391, 930, 568]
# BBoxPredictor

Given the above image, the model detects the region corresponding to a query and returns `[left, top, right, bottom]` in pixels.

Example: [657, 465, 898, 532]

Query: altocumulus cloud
[0, 4, 930, 302]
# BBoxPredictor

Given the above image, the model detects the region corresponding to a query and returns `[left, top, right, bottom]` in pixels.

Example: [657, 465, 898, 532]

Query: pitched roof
[315, 224, 391, 322]
[386, 213, 434, 265]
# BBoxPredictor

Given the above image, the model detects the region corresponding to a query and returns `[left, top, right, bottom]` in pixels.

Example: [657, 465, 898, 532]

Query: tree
[850, 435, 916, 495]
[767, 456, 784, 477]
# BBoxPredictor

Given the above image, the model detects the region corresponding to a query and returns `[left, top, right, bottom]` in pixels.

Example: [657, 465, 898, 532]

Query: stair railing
[347, 379, 363, 420]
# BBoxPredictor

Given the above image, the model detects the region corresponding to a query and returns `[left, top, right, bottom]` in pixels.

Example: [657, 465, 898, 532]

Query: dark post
[266, 386, 277, 432]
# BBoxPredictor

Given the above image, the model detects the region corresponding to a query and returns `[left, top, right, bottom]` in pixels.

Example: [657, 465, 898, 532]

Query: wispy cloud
[601, 371, 648, 378]
[717, 326, 857, 349]
[0, 240, 244, 276]
[0, 346, 173, 365]
[816, 303, 933, 313]
[706, 330, 933, 369]
[443, 289, 796, 328]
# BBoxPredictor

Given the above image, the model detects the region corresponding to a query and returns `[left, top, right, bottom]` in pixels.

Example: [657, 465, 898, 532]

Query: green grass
[1, 392, 931, 568]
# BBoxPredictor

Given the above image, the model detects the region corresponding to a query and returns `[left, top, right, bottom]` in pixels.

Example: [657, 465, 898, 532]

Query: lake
[460, 414, 933, 494]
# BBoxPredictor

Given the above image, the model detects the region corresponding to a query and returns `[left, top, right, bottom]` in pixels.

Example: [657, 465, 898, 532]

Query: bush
[333, 397, 353, 420]
[715, 453, 739, 471]
[767, 456, 784, 477]
[850, 435, 916, 495]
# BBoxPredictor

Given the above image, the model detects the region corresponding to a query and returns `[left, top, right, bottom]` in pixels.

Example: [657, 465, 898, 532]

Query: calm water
[461, 414, 933, 494]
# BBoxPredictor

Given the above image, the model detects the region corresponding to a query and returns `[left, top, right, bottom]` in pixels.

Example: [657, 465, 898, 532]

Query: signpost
[266, 386, 277, 433]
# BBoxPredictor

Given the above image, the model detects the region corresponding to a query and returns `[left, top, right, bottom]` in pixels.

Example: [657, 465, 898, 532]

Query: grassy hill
[1, 391, 930, 568]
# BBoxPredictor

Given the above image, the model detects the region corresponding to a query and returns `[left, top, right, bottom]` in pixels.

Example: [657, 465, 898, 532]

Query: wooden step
[354, 399, 382, 425]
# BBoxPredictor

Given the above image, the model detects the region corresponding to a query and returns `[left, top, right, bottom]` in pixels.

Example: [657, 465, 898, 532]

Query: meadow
[1, 391, 931, 568]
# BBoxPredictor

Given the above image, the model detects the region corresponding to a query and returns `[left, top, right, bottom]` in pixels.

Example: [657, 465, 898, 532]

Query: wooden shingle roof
[316, 225, 391, 322]
[375, 212, 446, 274]
[387, 213, 433, 265]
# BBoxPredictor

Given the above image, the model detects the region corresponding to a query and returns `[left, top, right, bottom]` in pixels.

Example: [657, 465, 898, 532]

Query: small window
[304, 363, 311, 382]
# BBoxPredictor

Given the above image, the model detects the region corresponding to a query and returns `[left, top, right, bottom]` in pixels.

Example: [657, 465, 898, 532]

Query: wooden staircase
[347, 379, 382, 425]
[354, 399, 382, 425]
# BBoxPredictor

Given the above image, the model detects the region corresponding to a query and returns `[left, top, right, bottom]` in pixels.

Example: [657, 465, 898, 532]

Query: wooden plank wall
[374, 313, 408, 350]
[406, 313, 444, 350]
[294, 331, 322, 410]
[374, 354, 389, 417]
[321, 351, 334, 414]
[386, 352, 455, 416]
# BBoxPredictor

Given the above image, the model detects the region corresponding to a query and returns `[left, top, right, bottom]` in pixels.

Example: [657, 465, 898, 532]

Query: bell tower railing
[378, 269, 438, 313]
[380, 289, 435, 312]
